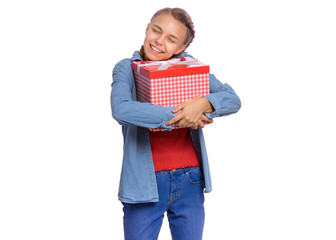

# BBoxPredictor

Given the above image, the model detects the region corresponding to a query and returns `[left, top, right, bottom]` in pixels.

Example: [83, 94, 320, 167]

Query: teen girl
[111, 7, 241, 240]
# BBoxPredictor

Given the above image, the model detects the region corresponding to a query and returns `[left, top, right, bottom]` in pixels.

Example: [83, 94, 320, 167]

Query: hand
[176, 112, 213, 129]
[166, 96, 214, 129]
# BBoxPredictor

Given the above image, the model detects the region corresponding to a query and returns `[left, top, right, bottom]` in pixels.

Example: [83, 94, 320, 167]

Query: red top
[149, 128, 200, 172]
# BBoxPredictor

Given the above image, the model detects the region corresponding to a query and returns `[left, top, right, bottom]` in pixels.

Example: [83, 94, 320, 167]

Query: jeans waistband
[155, 166, 201, 176]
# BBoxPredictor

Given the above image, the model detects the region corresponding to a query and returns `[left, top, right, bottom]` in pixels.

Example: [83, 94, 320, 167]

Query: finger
[176, 118, 188, 128]
[166, 114, 183, 126]
[201, 114, 213, 123]
[172, 102, 186, 113]
[197, 121, 205, 129]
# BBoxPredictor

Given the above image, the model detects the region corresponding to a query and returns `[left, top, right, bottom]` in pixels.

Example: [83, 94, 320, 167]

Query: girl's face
[143, 14, 187, 61]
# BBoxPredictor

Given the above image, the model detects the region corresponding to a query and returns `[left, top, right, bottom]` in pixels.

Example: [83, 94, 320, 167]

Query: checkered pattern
[134, 71, 210, 131]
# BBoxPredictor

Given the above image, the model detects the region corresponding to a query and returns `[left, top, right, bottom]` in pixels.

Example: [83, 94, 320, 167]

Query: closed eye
[168, 38, 176, 43]
[151, 27, 160, 34]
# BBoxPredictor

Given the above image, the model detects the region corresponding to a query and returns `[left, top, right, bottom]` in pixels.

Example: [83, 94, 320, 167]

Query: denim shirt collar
[131, 51, 189, 62]
[131, 51, 142, 61]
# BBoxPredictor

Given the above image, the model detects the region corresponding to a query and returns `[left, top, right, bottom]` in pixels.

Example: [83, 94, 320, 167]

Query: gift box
[132, 57, 210, 131]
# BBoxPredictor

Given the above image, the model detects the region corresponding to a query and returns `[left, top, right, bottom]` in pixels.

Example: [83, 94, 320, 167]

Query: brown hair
[140, 7, 195, 59]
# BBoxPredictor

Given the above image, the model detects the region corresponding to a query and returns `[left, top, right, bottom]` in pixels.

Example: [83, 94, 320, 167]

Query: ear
[174, 44, 187, 55]
[145, 23, 150, 34]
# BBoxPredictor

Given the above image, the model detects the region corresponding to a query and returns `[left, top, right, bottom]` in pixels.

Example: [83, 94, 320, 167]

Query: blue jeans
[123, 167, 205, 240]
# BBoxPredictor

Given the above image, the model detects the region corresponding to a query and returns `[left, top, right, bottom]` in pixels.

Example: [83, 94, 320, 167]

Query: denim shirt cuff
[205, 95, 219, 119]
[161, 106, 176, 130]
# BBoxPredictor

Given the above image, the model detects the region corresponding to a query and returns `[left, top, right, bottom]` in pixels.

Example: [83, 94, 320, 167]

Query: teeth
[151, 45, 163, 53]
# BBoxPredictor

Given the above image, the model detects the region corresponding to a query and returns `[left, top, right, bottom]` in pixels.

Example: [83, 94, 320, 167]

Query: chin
[144, 45, 170, 61]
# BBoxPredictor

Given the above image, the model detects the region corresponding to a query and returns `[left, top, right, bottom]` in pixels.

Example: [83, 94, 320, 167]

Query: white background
[1, 0, 335, 239]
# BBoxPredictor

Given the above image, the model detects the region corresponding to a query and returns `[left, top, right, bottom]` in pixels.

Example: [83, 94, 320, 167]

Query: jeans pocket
[186, 168, 204, 185]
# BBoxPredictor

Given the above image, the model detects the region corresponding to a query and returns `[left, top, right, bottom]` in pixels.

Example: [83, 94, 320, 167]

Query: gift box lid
[132, 57, 210, 78]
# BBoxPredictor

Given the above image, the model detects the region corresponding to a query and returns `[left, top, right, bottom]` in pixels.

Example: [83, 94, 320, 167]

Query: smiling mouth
[150, 44, 164, 54]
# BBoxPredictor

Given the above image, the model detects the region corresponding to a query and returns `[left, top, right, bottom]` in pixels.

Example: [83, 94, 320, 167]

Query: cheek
[164, 42, 175, 50]
[144, 32, 154, 44]
[168, 44, 183, 54]
[143, 35, 150, 45]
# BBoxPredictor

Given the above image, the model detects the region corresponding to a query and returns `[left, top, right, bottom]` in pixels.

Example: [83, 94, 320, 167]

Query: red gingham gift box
[131, 57, 210, 131]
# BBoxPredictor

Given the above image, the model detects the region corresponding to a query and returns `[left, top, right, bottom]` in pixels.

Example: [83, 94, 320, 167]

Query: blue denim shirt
[111, 51, 241, 203]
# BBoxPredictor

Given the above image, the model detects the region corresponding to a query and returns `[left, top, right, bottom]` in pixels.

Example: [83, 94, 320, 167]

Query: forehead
[150, 14, 187, 40]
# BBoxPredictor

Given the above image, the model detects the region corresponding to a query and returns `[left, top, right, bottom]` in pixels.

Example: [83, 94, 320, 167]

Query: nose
[155, 35, 164, 46]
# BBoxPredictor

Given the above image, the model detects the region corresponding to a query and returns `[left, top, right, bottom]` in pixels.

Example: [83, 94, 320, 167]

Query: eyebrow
[152, 24, 180, 41]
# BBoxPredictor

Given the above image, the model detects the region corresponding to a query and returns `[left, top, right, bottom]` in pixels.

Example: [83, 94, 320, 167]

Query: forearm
[111, 94, 175, 130]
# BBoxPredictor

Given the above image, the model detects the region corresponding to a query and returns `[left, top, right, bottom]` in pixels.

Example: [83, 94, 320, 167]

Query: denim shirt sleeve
[204, 73, 241, 118]
[111, 58, 175, 130]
